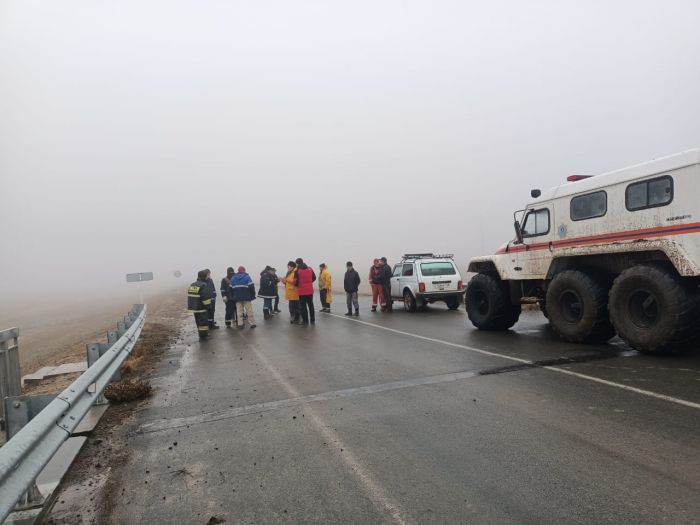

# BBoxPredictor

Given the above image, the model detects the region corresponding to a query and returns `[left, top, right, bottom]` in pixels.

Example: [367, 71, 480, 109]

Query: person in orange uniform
[280, 261, 300, 324]
[318, 263, 333, 313]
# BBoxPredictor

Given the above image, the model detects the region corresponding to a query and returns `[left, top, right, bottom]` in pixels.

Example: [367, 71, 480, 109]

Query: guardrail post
[0, 328, 22, 431]
[4, 395, 57, 510]
[116, 321, 126, 338]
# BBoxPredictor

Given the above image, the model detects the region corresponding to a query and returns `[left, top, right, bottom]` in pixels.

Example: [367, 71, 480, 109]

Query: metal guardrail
[0, 328, 21, 430]
[0, 304, 147, 522]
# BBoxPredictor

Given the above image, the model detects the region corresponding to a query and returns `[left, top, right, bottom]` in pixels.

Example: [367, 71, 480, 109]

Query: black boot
[345, 310, 352, 316]
[263, 308, 271, 320]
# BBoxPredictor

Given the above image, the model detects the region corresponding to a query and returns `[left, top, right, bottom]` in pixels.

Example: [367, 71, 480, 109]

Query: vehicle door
[390, 264, 403, 298]
[399, 263, 415, 296]
[514, 205, 555, 279]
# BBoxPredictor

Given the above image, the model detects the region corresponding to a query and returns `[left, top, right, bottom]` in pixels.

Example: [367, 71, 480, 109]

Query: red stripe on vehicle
[495, 221, 700, 254]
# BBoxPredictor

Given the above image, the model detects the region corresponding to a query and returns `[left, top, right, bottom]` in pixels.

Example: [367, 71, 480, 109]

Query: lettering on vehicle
[667, 214, 692, 222]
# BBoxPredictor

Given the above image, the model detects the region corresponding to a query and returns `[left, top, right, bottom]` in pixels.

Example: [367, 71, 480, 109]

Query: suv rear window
[420, 262, 456, 276]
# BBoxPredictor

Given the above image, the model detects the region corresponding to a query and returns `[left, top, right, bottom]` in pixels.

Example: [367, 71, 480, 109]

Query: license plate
[435, 284, 446, 291]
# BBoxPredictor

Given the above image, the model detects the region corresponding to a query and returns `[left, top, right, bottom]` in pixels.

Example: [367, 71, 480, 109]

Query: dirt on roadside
[42, 290, 186, 525]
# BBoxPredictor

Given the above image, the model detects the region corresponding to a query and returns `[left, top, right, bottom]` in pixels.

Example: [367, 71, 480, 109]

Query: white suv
[390, 254, 465, 312]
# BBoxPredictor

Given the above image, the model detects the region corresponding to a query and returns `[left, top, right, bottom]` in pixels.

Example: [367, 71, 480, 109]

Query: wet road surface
[106, 300, 700, 524]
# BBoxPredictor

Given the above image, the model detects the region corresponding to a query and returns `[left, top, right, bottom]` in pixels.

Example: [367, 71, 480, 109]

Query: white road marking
[325, 313, 700, 411]
[240, 334, 412, 525]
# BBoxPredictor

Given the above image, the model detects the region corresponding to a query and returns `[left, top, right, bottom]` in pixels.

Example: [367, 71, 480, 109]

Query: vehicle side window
[402, 264, 414, 277]
[626, 175, 673, 211]
[392, 265, 402, 277]
[570, 191, 607, 221]
[521, 208, 550, 238]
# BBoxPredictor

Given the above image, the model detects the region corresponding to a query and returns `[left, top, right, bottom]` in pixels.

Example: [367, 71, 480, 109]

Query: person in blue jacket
[230, 266, 256, 329]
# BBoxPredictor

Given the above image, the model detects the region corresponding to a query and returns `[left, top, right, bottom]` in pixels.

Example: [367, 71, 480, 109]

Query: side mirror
[531, 189, 541, 198]
[514, 221, 523, 244]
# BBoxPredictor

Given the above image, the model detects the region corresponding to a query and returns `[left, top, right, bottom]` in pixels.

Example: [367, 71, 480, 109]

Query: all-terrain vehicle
[391, 254, 465, 312]
[465, 148, 700, 353]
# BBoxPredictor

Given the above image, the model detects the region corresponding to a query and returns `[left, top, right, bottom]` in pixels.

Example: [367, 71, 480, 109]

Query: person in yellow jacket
[280, 260, 300, 324]
[319, 263, 332, 313]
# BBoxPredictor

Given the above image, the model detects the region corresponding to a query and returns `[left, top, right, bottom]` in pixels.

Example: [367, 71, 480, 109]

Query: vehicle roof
[400, 258, 456, 263]
[529, 148, 700, 205]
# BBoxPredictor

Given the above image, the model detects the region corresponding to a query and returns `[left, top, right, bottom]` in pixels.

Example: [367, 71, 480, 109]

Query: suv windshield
[420, 262, 456, 276]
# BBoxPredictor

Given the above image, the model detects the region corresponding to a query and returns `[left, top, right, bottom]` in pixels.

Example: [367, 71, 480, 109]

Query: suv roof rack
[401, 253, 454, 260]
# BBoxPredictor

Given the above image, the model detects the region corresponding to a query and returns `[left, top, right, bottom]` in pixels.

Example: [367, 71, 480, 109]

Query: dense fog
[1, 0, 699, 313]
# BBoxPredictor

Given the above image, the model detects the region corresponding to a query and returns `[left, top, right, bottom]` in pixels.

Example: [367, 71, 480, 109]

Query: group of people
[187, 257, 395, 339]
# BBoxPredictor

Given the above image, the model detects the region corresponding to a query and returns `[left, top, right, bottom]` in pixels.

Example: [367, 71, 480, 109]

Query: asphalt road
[105, 298, 700, 524]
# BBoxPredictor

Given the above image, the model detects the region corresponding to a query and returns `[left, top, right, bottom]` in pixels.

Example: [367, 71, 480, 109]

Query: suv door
[390, 264, 403, 298]
[399, 263, 416, 297]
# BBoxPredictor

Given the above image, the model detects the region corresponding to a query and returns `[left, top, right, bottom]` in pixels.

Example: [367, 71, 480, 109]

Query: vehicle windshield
[420, 262, 456, 276]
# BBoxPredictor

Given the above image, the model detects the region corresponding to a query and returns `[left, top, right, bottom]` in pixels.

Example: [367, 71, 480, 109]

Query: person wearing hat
[188, 270, 214, 339]
[344, 261, 361, 316]
[220, 267, 237, 328]
[318, 263, 332, 313]
[230, 266, 257, 328]
[280, 261, 300, 323]
[258, 265, 279, 320]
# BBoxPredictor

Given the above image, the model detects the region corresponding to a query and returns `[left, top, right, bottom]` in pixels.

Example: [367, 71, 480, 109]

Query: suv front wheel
[445, 297, 460, 310]
[403, 289, 417, 312]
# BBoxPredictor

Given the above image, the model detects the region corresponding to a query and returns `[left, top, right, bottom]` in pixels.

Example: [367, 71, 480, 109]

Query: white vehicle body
[390, 254, 465, 311]
[469, 149, 700, 280]
[465, 148, 700, 353]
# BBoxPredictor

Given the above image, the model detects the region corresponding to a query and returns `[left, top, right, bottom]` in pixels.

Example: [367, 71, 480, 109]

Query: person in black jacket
[343, 261, 361, 316]
[378, 257, 393, 312]
[203, 269, 220, 329]
[271, 268, 282, 313]
[258, 266, 279, 319]
[188, 270, 213, 339]
[220, 267, 237, 328]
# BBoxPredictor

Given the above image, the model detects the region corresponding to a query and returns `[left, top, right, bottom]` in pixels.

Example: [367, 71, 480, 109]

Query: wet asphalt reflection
[108, 299, 699, 525]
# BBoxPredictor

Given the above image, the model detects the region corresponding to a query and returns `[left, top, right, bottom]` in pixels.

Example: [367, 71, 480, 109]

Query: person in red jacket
[368, 258, 385, 312]
[294, 257, 317, 324]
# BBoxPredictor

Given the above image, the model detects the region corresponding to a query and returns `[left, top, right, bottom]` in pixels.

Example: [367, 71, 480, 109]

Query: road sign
[126, 272, 154, 283]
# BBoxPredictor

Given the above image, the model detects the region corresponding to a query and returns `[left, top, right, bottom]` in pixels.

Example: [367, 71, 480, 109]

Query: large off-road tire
[546, 270, 615, 343]
[466, 273, 520, 330]
[445, 297, 460, 310]
[609, 265, 700, 353]
[403, 289, 417, 312]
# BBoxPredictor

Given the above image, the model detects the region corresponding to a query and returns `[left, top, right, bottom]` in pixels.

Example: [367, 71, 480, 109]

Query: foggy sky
[1, 0, 699, 308]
